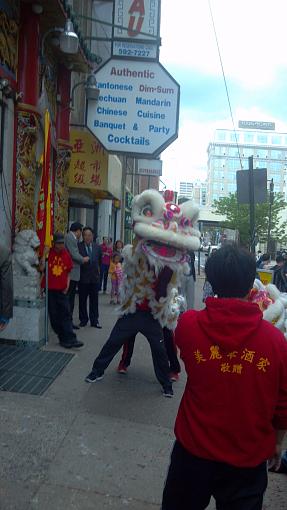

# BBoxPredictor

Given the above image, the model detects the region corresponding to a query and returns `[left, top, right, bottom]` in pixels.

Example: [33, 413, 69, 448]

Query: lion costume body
[86, 189, 200, 394]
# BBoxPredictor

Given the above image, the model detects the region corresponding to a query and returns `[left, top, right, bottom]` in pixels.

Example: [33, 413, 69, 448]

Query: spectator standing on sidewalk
[99, 236, 113, 293]
[202, 248, 217, 302]
[273, 259, 287, 292]
[0, 243, 13, 331]
[114, 240, 124, 258]
[162, 245, 287, 510]
[257, 252, 271, 269]
[43, 233, 83, 349]
[271, 254, 285, 272]
[78, 227, 102, 328]
[109, 252, 123, 304]
[65, 222, 89, 329]
[180, 251, 196, 310]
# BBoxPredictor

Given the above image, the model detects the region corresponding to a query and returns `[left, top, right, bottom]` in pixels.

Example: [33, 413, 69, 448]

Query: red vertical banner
[36, 110, 53, 255]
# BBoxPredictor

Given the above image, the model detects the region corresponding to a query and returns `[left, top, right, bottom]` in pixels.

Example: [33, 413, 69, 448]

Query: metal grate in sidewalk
[0, 345, 74, 395]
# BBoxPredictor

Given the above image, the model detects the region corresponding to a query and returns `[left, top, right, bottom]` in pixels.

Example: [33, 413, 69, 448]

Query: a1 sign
[113, 0, 160, 41]
[113, 0, 161, 61]
[86, 59, 180, 157]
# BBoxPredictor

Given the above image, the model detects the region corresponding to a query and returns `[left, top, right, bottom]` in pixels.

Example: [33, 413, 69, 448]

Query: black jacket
[187, 252, 196, 281]
[78, 242, 102, 284]
[273, 265, 287, 292]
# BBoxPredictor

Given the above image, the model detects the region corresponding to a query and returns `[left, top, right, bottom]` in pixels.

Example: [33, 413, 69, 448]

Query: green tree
[212, 192, 287, 247]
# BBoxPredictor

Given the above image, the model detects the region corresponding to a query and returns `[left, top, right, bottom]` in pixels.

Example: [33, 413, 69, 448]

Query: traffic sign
[86, 59, 180, 157]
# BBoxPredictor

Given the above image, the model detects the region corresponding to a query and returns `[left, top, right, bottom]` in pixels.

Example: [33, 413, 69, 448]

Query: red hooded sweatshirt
[174, 297, 287, 467]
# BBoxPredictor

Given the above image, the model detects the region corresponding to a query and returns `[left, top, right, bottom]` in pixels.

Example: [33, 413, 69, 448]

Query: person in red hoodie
[162, 244, 287, 510]
[43, 233, 84, 349]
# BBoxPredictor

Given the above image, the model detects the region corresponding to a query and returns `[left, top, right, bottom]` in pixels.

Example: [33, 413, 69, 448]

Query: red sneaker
[117, 363, 128, 375]
[169, 372, 179, 382]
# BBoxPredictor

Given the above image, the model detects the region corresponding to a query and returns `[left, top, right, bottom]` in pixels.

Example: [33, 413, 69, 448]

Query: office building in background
[207, 121, 287, 204]
[179, 181, 207, 206]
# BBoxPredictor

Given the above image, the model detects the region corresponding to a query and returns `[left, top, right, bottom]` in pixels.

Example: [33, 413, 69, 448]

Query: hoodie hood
[199, 297, 263, 352]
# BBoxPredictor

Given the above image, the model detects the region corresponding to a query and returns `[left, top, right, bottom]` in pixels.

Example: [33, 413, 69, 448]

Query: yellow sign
[257, 269, 274, 286]
[69, 130, 108, 191]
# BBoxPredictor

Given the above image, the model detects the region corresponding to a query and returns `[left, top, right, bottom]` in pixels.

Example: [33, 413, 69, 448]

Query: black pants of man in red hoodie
[162, 441, 267, 510]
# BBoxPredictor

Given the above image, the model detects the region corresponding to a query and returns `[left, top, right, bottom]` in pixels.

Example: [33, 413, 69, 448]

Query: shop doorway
[68, 201, 99, 238]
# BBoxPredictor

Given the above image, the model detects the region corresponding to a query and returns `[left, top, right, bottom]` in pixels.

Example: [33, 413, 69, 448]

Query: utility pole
[267, 178, 274, 254]
[248, 156, 256, 254]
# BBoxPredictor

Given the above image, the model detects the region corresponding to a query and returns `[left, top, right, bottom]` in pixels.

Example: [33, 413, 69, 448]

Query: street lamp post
[267, 178, 274, 254]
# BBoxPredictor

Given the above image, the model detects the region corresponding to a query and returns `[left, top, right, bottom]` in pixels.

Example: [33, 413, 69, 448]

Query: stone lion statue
[13, 230, 41, 300]
[13, 230, 40, 276]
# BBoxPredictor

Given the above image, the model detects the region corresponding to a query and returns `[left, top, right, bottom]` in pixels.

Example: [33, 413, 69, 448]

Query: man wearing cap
[44, 233, 84, 349]
[65, 222, 90, 328]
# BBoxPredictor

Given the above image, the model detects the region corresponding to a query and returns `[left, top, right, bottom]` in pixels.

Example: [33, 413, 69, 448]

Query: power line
[208, 0, 243, 169]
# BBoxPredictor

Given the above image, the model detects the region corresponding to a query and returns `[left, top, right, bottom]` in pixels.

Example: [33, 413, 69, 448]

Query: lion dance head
[131, 189, 201, 272]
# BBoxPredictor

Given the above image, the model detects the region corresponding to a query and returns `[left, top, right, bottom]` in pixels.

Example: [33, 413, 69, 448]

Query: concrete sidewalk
[0, 279, 286, 509]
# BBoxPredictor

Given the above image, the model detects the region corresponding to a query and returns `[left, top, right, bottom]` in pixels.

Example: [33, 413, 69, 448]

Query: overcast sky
[159, 0, 287, 191]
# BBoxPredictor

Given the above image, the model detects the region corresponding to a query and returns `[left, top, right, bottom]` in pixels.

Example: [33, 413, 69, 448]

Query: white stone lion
[12, 230, 41, 300]
[13, 230, 40, 276]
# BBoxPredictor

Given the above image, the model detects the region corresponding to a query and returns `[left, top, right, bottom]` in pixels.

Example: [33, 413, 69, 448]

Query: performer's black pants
[92, 311, 172, 389]
[120, 327, 181, 373]
[67, 280, 77, 318]
[78, 282, 99, 325]
[48, 290, 76, 344]
[162, 441, 267, 510]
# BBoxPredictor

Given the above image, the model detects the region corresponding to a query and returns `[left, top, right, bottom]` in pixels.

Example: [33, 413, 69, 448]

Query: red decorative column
[18, 4, 40, 106]
[15, 3, 41, 232]
[54, 65, 73, 233]
[56, 66, 71, 141]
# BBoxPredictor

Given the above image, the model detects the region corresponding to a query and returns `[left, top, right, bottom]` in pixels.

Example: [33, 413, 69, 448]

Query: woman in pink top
[99, 237, 113, 293]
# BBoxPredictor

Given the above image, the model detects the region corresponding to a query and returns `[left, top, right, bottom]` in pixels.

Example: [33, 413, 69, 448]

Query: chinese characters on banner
[193, 345, 270, 375]
[68, 130, 108, 191]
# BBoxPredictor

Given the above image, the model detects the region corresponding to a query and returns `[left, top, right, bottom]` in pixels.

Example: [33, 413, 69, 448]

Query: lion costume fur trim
[119, 243, 184, 330]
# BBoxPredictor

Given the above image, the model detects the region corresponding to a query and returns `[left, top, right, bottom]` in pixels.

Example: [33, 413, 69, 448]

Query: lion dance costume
[85, 189, 200, 396]
[249, 278, 287, 473]
[249, 278, 287, 338]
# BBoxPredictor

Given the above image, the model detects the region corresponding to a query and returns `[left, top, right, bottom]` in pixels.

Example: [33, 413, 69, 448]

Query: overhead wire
[208, 0, 244, 170]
